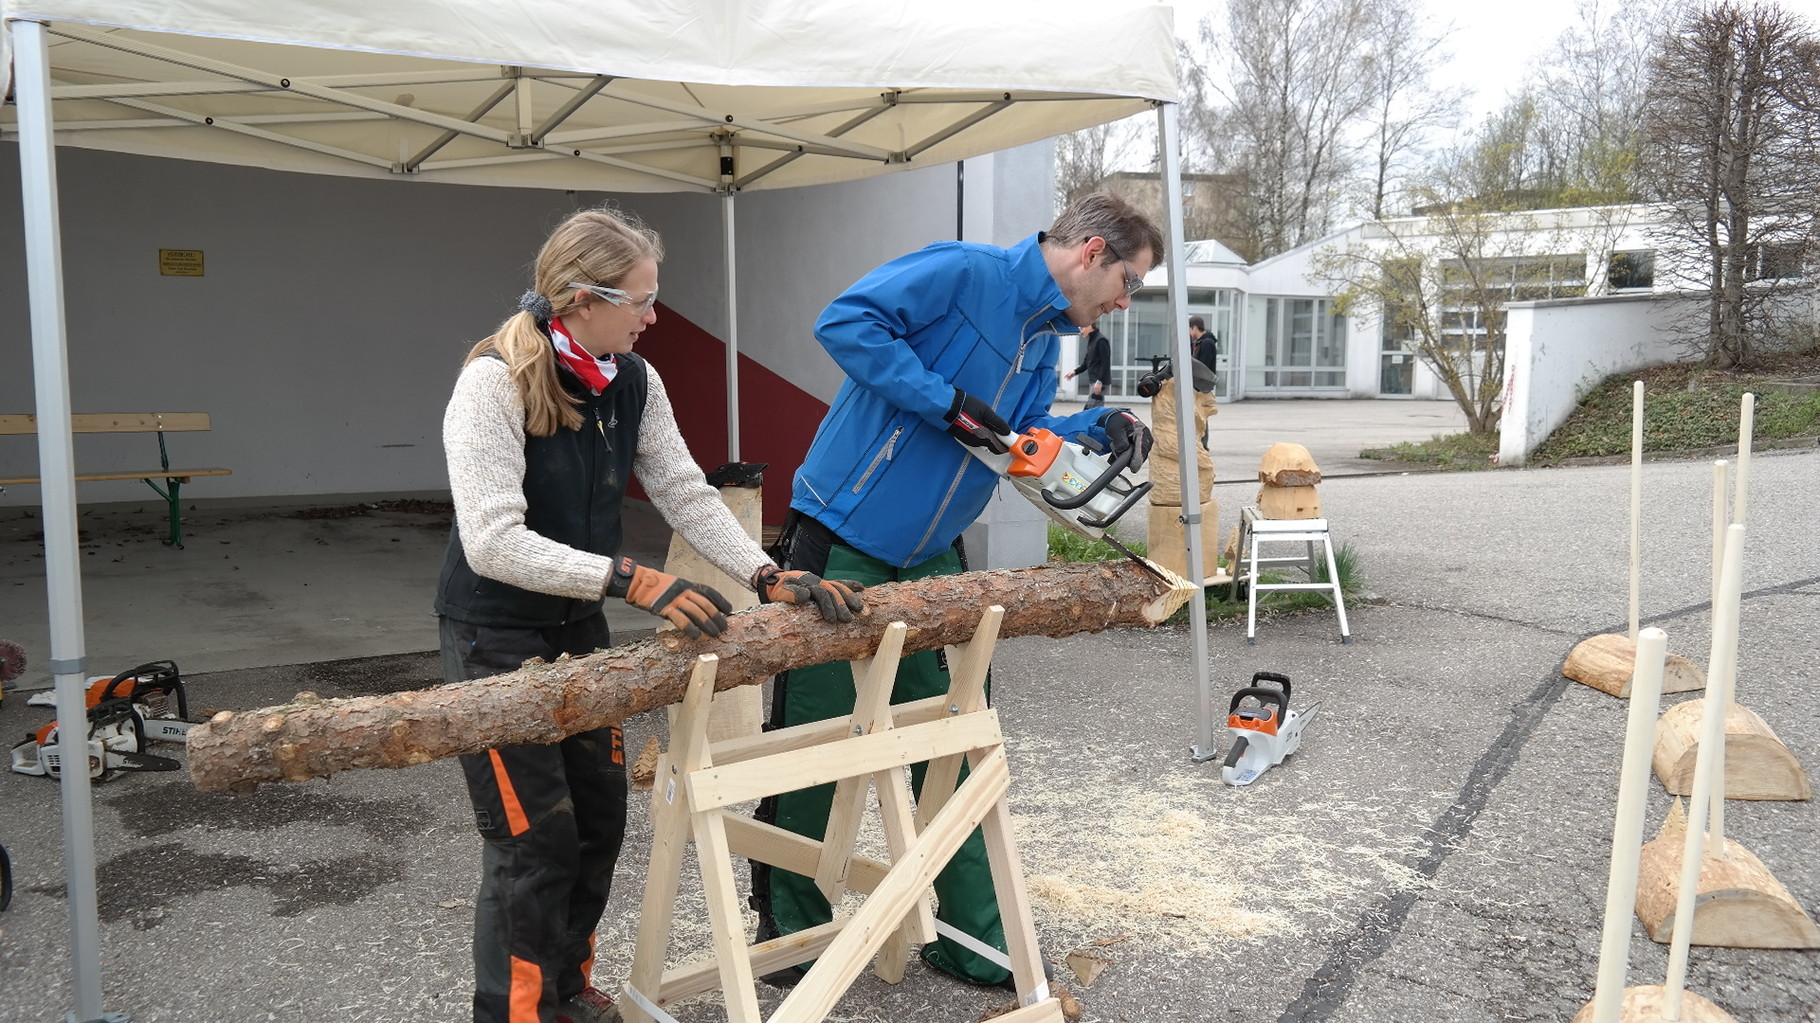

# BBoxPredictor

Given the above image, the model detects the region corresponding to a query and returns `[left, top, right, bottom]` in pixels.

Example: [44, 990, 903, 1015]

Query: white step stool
[1230, 507, 1351, 645]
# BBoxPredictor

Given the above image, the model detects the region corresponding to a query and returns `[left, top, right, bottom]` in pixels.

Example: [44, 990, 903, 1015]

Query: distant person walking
[1065, 321, 1113, 407]
[1189, 315, 1219, 376]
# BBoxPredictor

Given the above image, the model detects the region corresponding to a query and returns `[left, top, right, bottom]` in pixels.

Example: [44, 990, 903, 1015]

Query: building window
[1436, 253, 1585, 347]
[1253, 297, 1345, 390]
[1745, 241, 1805, 281]
[1608, 250, 1655, 290]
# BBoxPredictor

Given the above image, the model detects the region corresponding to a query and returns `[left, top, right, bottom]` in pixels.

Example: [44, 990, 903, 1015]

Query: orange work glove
[603, 556, 734, 638]
[753, 565, 867, 623]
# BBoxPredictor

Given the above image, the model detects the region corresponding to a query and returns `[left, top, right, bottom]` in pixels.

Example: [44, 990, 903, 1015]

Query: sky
[1168, 0, 1602, 125]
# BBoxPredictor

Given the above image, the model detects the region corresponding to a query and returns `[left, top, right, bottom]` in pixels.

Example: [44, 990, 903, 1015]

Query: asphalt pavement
[0, 400, 1814, 1023]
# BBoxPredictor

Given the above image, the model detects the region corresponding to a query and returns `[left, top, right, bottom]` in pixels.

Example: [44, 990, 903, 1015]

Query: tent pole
[1155, 102, 1217, 761]
[718, 138, 740, 462]
[12, 18, 127, 1023]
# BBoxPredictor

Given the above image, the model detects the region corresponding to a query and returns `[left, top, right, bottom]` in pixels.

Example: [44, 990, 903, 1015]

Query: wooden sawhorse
[623, 606, 1062, 1023]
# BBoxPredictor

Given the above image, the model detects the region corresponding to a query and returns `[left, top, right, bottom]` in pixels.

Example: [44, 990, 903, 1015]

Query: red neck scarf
[549, 318, 619, 394]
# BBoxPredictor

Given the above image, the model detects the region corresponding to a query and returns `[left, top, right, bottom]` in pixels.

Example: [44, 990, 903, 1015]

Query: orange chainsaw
[11, 660, 196, 780]
[965, 426, 1162, 580]
[1221, 671, 1320, 787]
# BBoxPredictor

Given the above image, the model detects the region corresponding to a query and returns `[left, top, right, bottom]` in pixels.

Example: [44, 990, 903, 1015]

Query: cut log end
[1651, 700, 1813, 800]
[1634, 831, 1820, 948]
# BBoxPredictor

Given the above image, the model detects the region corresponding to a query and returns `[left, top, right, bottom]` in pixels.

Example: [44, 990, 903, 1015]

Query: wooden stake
[1588, 629, 1668, 1023]
[1663, 528, 1739, 1013]
[1628, 380, 1643, 643]
[1709, 460, 1728, 618]
[1732, 393, 1753, 529]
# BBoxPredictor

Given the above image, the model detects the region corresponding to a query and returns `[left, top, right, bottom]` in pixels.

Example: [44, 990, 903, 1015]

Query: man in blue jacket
[752, 192, 1160, 989]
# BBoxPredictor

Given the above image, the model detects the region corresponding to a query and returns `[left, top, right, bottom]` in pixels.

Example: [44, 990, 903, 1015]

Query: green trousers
[755, 541, 1009, 985]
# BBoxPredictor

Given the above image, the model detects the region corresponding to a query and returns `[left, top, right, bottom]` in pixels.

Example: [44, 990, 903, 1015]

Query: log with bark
[187, 560, 1195, 793]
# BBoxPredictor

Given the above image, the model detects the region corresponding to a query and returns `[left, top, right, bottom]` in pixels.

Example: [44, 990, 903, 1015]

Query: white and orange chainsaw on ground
[1221, 671, 1320, 787]
[10, 660, 197, 780]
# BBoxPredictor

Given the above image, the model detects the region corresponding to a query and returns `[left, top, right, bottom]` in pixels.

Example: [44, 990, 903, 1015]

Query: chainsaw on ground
[10, 660, 197, 780]
[963, 425, 1162, 580]
[1221, 671, 1319, 787]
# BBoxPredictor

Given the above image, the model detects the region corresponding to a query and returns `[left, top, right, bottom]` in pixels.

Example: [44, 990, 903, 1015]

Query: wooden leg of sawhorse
[624, 655, 764, 1023]
[812, 622, 936, 984]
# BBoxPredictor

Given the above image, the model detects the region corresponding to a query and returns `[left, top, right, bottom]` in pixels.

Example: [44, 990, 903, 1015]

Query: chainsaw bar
[1103, 534, 1172, 586]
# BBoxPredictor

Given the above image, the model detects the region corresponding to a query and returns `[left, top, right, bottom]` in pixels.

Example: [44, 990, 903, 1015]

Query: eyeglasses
[568, 281, 660, 315]
[1099, 240, 1145, 296]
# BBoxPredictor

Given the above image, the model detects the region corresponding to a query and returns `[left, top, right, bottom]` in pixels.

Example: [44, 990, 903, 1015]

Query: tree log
[1563, 632, 1706, 698]
[186, 560, 1194, 793]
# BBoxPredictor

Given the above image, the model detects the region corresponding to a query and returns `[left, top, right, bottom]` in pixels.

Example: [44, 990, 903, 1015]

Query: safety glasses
[1099, 241, 1145, 296]
[567, 281, 660, 315]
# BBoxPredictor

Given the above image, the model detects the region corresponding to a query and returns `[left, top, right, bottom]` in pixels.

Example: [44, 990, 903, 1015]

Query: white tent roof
[2, 0, 1177, 193]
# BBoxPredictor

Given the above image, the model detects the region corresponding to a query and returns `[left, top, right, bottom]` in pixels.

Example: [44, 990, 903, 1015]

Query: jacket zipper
[851, 426, 903, 494]
[903, 305, 1060, 565]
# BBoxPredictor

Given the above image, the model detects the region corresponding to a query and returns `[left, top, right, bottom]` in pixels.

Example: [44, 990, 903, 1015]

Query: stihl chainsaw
[10, 660, 196, 780]
[963, 426, 1160, 578]
[1221, 671, 1319, 787]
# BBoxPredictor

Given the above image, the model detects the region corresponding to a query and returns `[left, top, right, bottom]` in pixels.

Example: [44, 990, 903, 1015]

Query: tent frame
[8, 10, 1211, 1020]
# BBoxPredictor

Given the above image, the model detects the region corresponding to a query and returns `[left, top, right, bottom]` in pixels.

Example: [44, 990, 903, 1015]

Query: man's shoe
[994, 958, 1057, 991]
[555, 986, 621, 1023]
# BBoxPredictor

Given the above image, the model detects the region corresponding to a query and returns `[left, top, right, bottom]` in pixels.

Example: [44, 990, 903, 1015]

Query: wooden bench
[0, 412, 231, 549]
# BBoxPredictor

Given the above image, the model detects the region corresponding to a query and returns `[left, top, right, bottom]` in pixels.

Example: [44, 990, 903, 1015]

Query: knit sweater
[443, 356, 772, 601]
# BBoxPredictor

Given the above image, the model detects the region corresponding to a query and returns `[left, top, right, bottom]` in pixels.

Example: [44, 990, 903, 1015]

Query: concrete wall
[1497, 293, 1700, 466]
[1, 141, 1052, 510]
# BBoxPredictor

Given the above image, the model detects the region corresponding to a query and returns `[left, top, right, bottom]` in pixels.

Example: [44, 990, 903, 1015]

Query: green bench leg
[142, 476, 185, 549]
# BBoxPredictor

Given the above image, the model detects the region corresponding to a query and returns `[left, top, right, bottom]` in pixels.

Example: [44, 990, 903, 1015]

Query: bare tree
[1357, 0, 1464, 219]
[1535, 0, 1682, 204]
[1313, 188, 1588, 434]
[1641, 2, 1820, 367]
[1200, 0, 1379, 259]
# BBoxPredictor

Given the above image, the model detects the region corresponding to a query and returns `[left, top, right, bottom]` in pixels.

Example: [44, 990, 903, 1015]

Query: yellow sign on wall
[158, 249, 204, 276]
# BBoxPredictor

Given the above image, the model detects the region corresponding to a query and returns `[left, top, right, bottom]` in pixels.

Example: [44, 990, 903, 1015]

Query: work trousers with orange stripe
[442, 614, 628, 1023]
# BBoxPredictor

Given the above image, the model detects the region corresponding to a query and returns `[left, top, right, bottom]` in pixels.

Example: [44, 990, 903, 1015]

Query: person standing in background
[1065, 320, 1113, 407]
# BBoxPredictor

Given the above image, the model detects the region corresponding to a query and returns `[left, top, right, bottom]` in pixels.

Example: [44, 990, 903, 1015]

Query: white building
[1083, 204, 1680, 407]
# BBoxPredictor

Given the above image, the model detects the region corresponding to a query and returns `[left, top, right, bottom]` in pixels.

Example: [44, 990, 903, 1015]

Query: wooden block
[1569, 984, 1739, 1023]
[1652, 699, 1812, 801]
[1146, 499, 1223, 582]
[1255, 484, 1321, 519]
[1634, 808, 1820, 948]
[1563, 633, 1707, 698]
[1258, 442, 1321, 486]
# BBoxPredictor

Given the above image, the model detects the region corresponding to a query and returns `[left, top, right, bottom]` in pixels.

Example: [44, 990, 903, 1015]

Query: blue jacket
[791, 233, 1114, 567]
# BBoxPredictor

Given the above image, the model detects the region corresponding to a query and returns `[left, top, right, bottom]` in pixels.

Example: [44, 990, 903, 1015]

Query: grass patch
[1359, 431, 1499, 470]
[1528, 362, 1820, 465]
[1046, 523, 1146, 563]
[1048, 526, 1364, 626]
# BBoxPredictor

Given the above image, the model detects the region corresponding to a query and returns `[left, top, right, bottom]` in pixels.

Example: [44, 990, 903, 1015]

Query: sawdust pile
[1006, 736, 1432, 956]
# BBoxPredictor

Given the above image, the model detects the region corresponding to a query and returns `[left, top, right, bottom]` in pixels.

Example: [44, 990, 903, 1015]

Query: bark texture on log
[187, 560, 1192, 793]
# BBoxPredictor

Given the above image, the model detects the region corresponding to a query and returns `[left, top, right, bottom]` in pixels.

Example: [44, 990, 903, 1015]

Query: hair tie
[516, 289, 554, 322]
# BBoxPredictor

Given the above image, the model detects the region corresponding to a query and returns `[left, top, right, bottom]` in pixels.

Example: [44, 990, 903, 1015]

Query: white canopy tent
[2, 2, 1211, 1018]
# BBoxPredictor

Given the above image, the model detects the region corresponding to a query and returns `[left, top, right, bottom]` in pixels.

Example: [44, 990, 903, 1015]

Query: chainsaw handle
[1039, 436, 1139, 511]
[1250, 671, 1292, 703]
[98, 660, 186, 718]
[1077, 477, 1152, 530]
[1227, 686, 1287, 719]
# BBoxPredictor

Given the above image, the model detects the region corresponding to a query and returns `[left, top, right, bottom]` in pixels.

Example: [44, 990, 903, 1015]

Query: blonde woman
[436, 205, 863, 1023]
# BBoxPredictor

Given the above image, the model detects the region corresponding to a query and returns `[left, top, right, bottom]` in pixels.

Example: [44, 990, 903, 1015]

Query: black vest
[435, 353, 648, 628]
